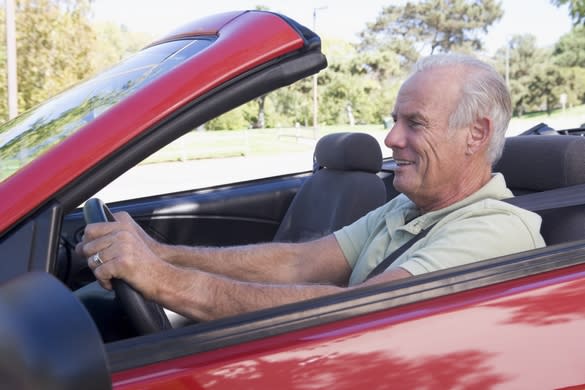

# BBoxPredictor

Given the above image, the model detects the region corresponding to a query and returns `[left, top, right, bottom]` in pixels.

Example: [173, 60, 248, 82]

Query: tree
[91, 22, 153, 75]
[270, 77, 313, 127]
[526, 65, 566, 115]
[493, 34, 550, 115]
[551, 26, 585, 106]
[320, 39, 400, 125]
[561, 66, 585, 105]
[358, 0, 503, 67]
[0, 0, 151, 123]
[553, 25, 585, 67]
[205, 105, 250, 130]
[14, 0, 96, 113]
[551, 0, 585, 24]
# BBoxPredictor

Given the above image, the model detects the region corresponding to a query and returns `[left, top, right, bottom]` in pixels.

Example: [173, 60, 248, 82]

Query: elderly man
[77, 53, 545, 321]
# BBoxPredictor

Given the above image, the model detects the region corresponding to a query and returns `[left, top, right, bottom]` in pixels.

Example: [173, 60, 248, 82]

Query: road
[94, 151, 315, 203]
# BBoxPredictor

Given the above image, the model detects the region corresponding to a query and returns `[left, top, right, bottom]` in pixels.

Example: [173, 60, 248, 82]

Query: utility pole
[6, 0, 18, 119]
[312, 6, 327, 134]
[505, 38, 510, 90]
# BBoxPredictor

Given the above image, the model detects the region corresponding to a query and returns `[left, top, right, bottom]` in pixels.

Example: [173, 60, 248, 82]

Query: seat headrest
[494, 135, 585, 191]
[314, 132, 382, 173]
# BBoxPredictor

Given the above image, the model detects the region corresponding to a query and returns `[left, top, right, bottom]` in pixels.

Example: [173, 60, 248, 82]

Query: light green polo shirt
[334, 173, 545, 286]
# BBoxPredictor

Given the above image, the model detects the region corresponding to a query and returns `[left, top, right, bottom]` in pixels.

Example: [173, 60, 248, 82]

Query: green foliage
[494, 34, 549, 115]
[0, 1, 583, 130]
[554, 25, 585, 67]
[526, 65, 566, 114]
[191, 2, 584, 128]
[14, 0, 95, 113]
[493, 28, 585, 116]
[269, 82, 313, 127]
[0, 0, 152, 123]
[563, 66, 585, 104]
[205, 105, 250, 130]
[357, 0, 503, 66]
[317, 38, 401, 126]
[91, 22, 153, 74]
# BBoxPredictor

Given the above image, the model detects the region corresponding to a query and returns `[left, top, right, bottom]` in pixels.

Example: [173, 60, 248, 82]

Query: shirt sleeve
[334, 202, 390, 269]
[399, 208, 545, 276]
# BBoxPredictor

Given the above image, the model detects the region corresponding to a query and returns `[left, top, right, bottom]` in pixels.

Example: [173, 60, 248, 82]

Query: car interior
[273, 131, 387, 243]
[58, 125, 585, 345]
[2, 10, 584, 386]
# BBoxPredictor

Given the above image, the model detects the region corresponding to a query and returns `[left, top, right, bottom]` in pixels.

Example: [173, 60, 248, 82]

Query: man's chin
[392, 176, 411, 195]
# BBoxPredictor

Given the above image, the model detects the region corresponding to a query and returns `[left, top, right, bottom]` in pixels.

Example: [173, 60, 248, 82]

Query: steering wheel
[83, 198, 171, 335]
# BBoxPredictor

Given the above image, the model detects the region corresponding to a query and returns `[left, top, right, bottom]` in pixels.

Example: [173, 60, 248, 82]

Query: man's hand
[75, 213, 167, 299]
[113, 211, 165, 257]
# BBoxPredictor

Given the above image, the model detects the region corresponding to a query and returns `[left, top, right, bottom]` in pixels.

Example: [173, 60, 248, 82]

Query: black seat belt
[365, 182, 585, 281]
[502, 182, 585, 211]
[365, 223, 435, 280]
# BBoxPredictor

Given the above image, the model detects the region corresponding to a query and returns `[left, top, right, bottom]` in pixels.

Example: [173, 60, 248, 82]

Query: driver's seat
[273, 132, 387, 242]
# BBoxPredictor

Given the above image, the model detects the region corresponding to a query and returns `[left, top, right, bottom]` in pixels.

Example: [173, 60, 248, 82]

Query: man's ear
[466, 117, 492, 155]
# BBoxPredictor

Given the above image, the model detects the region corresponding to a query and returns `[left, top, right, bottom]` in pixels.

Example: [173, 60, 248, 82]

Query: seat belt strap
[365, 223, 435, 281]
[364, 182, 585, 281]
[502, 182, 585, 211]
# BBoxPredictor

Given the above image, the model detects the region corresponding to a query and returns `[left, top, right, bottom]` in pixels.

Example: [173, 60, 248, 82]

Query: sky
[92, 0, 574, 55]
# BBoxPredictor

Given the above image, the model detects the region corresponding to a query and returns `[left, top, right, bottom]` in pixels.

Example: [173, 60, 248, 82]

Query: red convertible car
[1, 10, 585, 390]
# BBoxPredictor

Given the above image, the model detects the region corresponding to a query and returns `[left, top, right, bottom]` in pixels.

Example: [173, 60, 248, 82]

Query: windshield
[0, 38, 214, 182]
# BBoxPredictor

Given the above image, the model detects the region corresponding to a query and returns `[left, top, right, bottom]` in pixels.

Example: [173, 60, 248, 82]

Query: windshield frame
[0, 38, 214, 183]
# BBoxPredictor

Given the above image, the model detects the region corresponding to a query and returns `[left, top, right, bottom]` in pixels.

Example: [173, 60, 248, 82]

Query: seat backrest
[273, 132, 387, 242]
[494, 135, 585, 245]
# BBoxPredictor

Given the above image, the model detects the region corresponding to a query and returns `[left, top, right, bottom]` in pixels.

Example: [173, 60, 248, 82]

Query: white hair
[410, 54, 512, 165]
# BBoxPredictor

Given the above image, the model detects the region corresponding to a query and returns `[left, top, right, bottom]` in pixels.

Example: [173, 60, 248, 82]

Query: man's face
[385, 67, 472, 211]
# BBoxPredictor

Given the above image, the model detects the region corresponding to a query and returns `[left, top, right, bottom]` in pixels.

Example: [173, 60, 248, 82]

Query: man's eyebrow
[394, 111, 429, 125]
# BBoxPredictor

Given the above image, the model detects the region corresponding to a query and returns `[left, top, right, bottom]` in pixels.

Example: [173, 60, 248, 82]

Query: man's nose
[384, 122, 403, 149]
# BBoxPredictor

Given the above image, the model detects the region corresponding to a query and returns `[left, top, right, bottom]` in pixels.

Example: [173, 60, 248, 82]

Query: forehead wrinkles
[393, 83, 433, 128]
[397, 67, 464, 119]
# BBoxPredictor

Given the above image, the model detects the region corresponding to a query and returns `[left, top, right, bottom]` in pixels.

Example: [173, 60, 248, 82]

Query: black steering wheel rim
[83, 198, 171, 334]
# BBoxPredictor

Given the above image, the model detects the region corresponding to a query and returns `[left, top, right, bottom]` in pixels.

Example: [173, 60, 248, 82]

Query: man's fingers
[96, 277, 113, 291]
[83, 221, 120, 240]
[113, 211, 133, 224]
[78, 234, 114, 258]
[91, 251, 126, 285]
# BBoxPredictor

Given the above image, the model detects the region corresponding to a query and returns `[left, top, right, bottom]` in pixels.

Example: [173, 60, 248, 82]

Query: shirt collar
[394, 173, 512, 235]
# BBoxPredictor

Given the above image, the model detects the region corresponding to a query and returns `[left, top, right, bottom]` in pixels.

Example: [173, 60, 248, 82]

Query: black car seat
[273, 132, 387, 242]
[494, 135, 585, 245]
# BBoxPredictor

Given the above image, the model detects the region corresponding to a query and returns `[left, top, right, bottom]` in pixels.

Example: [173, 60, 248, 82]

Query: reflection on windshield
[0, 38, 213, 182]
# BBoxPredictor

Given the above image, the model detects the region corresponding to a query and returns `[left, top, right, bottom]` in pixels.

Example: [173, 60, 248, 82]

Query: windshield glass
[0, 38, 213, 182]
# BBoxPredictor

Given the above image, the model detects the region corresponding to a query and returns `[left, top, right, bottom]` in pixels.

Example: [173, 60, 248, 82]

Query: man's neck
[417, 168, 493, 214]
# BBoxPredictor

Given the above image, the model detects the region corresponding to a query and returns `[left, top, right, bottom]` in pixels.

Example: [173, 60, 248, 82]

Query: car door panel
[129, 175, 308, 247]
[60, 173, 308, 289]
[0, 204, 63, 285]
[108, 243, 585, 389]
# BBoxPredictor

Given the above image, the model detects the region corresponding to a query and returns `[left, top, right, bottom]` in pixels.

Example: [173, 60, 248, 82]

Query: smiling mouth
[394, 159, 414, 167]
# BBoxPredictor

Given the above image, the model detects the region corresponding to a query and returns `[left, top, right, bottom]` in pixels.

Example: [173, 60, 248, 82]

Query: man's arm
[156, 236, 350, 285]
[108, 212, 351, 286]
[78, 213, 413, 321]
[134, 256, 412, 321]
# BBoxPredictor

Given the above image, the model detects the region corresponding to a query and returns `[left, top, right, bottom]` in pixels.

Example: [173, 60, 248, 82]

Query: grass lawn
[142, 125, 388, 164]
[507, 104, 585, 135]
